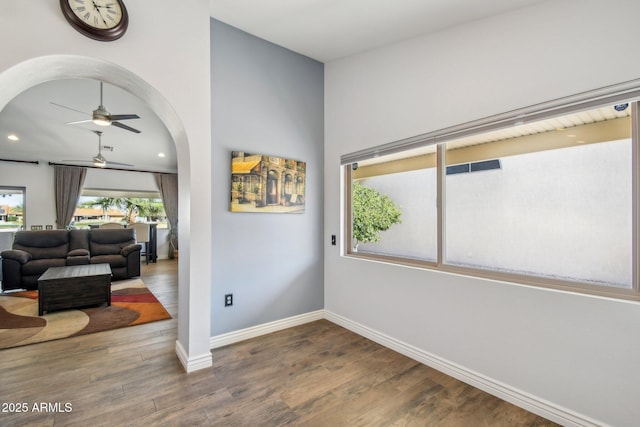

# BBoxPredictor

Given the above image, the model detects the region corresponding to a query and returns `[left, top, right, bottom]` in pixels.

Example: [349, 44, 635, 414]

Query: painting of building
[230, 151, 306, 213]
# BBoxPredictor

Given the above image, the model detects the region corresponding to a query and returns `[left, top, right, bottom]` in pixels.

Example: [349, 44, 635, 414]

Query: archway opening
[0, 54, 209, 371]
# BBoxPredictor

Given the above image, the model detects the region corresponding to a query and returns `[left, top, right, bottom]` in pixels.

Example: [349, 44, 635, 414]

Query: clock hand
[94, 0, 115, 10]
[91, 0, 109, 26]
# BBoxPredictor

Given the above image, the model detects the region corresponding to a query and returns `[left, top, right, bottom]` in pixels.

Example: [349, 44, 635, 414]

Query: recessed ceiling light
[158, 152, 166, 158]
[7, 134, 19, 141]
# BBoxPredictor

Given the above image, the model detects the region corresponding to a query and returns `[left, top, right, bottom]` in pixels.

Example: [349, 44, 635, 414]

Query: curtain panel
[54, 165, 87, 229]
[154, 173, 178, 258]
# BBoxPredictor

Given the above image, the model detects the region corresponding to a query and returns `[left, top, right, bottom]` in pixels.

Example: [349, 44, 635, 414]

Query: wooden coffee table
[38, 264, 112, 316]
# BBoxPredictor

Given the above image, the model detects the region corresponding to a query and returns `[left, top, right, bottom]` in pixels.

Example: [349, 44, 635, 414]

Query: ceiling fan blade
[66, 119, 93, 125]
[106, 161, 135, 167]
[111, 121, 141, 134]
[61, 159, 133, 168]
[110, 114, 140, 121]
[50, 102, 91, 116]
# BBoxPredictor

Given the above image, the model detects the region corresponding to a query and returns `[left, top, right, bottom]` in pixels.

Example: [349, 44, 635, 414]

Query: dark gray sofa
[1, 228, 141, 291]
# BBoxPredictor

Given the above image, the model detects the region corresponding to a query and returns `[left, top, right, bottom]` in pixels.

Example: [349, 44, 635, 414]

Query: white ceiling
[0, 79, 176, 174]
[1, 1, 548, 175]
[209, 0, 548, 62]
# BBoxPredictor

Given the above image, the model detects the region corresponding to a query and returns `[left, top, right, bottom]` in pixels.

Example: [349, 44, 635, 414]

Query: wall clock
[59, 0, 129, 42]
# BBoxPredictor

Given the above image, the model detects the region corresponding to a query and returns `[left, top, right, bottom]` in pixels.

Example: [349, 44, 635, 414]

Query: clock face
[60, 0, 128, 41]
[67, 0, 123, 29]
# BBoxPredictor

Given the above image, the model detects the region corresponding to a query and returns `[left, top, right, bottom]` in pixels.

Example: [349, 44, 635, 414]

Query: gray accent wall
[210, 19, 324, 335]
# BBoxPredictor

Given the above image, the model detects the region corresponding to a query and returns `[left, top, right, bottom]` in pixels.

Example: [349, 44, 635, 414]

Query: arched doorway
[0, 55, 212, 372]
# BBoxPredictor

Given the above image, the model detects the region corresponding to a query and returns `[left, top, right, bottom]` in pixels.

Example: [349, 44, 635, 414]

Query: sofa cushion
[89, 229, 136, 256]
[68, 249, 90, 257]
[69, 229, 90, 251]
[22, 258, 66, 276]
[67, 248, 90, 266]
[12, 230, 69, 259]
[91, 255, 127, 268]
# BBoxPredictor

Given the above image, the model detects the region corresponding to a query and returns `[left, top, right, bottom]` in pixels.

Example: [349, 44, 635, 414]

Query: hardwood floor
[0, 260, 557, 426]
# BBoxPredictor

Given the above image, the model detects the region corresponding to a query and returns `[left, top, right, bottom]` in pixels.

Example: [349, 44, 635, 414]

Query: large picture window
[343, 82, 640, 300]
[74, 190, 167, 229]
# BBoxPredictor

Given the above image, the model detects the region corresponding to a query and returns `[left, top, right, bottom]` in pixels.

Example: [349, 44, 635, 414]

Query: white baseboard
[209, 310, 324, 349]
[175, 340, 213, 373]
[324, 310, 603, 427]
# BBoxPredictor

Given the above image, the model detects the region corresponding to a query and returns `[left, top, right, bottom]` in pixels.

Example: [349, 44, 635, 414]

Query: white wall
[83, 168, 159, 194]
[0, 162, 54, 228]
[0, 1, 212, 370]
[325, 1, 640, 425]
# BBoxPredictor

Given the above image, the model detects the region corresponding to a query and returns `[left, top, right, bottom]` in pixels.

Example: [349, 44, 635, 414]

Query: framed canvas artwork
[230, 151, 306, 213]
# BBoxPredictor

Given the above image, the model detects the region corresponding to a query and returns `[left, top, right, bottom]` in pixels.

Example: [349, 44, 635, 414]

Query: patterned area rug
[0, 278, 171, 350]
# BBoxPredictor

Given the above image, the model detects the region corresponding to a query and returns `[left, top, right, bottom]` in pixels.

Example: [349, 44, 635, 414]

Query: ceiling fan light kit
[53, 81, 141, 134]
[92, 106, 112, 126]
[63, 130, 134, 169]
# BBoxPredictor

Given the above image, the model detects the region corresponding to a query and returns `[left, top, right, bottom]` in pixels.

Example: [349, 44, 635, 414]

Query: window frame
[342, 79, 640, 301]
[75, 190, 167, 228]
[0, 185, 26, 229]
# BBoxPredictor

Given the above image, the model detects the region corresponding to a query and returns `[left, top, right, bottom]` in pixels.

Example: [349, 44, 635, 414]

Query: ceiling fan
[64, 131, 134, 168]
[51, 81, 141, 134]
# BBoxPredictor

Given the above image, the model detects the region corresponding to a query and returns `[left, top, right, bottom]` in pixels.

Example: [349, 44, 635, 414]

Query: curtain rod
[1, 158, 39, 165]
[48, 162, 176, 175]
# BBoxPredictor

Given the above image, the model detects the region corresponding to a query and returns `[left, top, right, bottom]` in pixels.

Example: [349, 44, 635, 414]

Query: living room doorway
[0, 54, 213, 372]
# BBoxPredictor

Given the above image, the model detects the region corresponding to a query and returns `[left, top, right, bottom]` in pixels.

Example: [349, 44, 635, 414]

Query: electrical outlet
[224, 294, 233, 307]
